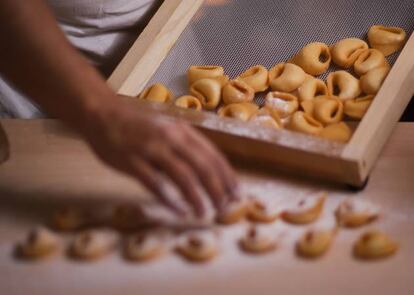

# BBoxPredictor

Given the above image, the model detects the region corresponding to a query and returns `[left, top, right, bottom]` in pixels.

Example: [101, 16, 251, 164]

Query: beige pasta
[296, 228, 335, 258]
[138, 83, 173, 103]
[313, 96, 344, 125]
[354, 49, 389, 76]
[176, 232, 217, 262]
[331, 38, 368, 68]
[298, 78, 329, 102]
[187, 65, 226, 85]
[327, 71, 361, 101]
[190, 78, 222, 110]
[17, 227, 60, 260]
[354, 230, 398, 260]
[222, 80, 255, 104]
[124, 233, 164, 261]
[282, 192, 326, 224]
[174, 95, 202, 111]
[289, 42, 331, 76]
[360, 66, 390, 95]
[239, 226, 277, 254]
[70, 230, 117, 261]
[300, 100, 315, 117]
[319, 122, 352, 143]
[216, 199, 249, 225]
[247, 199, 279, 223]
[344, 95, 374, 120]
[336, 198, 380, 228]
[265, 91, 299, 118]
[269, 63, 307, 92]
[218, 102, 259, 122]
[236, 65, 269, 92]
[368, 25, 407, 56]
[249, 107, 282, 129]
[289, 111, 324, 136]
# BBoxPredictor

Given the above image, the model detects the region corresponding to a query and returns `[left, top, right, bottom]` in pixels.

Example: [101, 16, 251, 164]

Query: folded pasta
[222, 80, 255, 104]
[354, 49, 389, 77]
[139, 83, 173, 103]
[218, 102, 259, 121]
[327, 71, 361, 101]
[265, 91, 299, 118]
[368, 25, 407, 56]
[344, 95, 374, 119]
[174, 95, 202, 111]
[236, 65, 269, 92]
[289, 42, 331, 76]
[331, 38, 368, 68]
[268, 63, 306, 92]
[190, 78, 222, 110]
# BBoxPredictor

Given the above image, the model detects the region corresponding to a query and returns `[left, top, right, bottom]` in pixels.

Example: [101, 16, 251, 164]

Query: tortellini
[289, 111, 324, 136]
[17, 227, 60, 260]
[174, 95, 202, 111]
[344, 95, 374, 120]
[353, 230, 398, 260]
[176, 232, 218, 262]
[296, 228, 335, 258]
[236, 65, 269, 93]
[239, 226, 277, 254]
[70, 230, 117, 261]
[265, 91, 299, 118]
[336, 198, 380, 228]
[282, 192, 326, 224]
[246, 199, 279, 223]
[319, 122, 352, 143]
[218, 102, 259, 122]
[360, 66, 390, 95]
[187, 65, 227, 85]
[298, 78, 329, 102]
[368, 25, 407, 56]
[289, 42, 331, 76]
[313, 96, 344, 125]
[331, 38, 368, 68]
[249, 107, 282, 129]
[268, 63, 306, 92]
[354, 49, 389, 77]
[327, 71, 361, 101]
[124, 233, 164, 261]
[139, 83, 173, 103]
[222, 80, 255, 104]
[190, 78, 222, 110]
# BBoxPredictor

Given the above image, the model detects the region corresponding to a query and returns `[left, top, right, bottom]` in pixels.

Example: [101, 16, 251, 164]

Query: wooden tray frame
[108, 0, 414, 188]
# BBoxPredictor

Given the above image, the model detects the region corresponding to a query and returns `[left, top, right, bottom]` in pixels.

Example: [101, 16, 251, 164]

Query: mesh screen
[147, 0, 414, 106]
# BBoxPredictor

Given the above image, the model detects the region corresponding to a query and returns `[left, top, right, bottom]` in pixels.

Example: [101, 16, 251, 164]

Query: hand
[84, 99, 239, 218]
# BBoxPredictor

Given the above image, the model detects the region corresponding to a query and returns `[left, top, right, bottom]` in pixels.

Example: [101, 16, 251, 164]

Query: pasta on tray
[137, 25, 406, 143]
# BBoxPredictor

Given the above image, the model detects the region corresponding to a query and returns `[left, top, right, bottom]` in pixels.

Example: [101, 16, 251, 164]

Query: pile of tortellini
[138, 25, 407, 143]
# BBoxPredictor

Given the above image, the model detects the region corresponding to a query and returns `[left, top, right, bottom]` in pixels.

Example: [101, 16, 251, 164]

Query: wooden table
[0, 120, 413, 295]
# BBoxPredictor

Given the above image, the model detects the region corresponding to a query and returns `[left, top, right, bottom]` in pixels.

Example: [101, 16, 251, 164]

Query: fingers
[170, 137, 229, 211]
[179, 123, 240, 201]
[126, 156, 188, 217]
[142, 143, 206, 217]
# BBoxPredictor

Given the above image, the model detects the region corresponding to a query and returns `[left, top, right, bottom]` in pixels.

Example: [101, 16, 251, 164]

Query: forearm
[0, 0, 117, 131]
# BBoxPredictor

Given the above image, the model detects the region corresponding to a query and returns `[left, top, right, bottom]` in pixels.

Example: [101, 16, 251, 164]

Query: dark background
[401, 98, 413, 121]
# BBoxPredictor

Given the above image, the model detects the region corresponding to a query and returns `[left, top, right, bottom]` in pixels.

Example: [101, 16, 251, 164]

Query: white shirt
[0, 0, 159, 118]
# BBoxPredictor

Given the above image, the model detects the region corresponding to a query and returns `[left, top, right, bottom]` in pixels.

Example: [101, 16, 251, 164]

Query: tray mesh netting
[147, 0, 414, 105]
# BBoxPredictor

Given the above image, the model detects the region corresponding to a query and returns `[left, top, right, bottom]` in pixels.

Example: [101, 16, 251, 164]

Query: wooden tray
[108, 0, 414, 188]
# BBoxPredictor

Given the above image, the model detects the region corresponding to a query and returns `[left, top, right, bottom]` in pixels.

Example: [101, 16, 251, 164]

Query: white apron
[0, 0, 159, 118]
